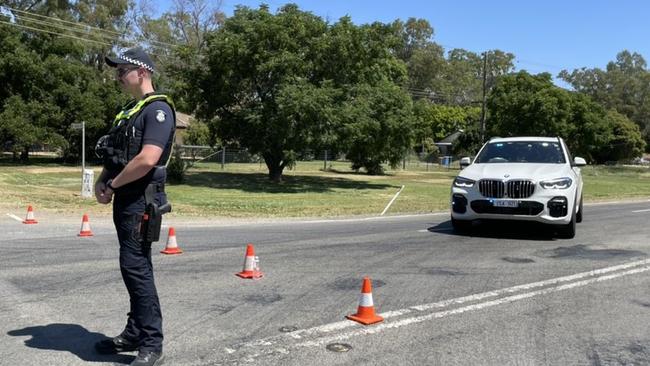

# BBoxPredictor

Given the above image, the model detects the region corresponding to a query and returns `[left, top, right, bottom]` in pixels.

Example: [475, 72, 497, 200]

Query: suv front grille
[479, 180, 505, 198]
[478, 179, 535, 198]
[507, 180, 535, 198]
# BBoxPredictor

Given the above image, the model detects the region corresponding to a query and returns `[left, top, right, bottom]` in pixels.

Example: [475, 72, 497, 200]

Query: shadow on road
[178, 171, 396, 193]
[428, 220, 557, 241]
[7, 323, 134, 364]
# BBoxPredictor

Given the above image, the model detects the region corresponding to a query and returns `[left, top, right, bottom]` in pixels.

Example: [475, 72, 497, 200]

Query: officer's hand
[95, 182, 113, 204]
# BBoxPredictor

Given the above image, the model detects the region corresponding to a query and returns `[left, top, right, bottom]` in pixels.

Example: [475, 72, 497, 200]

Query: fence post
[221, 146, 226, 170]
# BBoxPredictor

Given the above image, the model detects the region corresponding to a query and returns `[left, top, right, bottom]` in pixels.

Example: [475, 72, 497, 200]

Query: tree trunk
[20, 147, 29, 163]
[263, 152, 285, 182]
[365, 160, 384, 175]
[268, 165, 284, 182]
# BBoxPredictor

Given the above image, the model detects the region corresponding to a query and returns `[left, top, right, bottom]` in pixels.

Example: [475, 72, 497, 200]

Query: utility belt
[137, 182, 172, 243]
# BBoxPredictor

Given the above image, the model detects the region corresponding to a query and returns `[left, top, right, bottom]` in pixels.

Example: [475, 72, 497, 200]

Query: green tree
[488, 72, 575, 138]
[190, 5, 331, 181]
[593, 110, 646, 162]
[74, 0, 130, 70]
[341, 82, 414, 175]
[0, 8, 123, 162]
[184, 120, 211, 146]
[413, 100, 479, 142]
[131, 0, 224, 112]
[560, 50, 650, 149]
[190, 5, 411, 180]
[440, 49, 515, 105]
[392, 18, 433, 62]
[391, 18, 445, 92]
[0, 96, 67, 161]
[316, 17, 406, 87]
[487, 71, 644, 163]
[389, 18, 514, 107]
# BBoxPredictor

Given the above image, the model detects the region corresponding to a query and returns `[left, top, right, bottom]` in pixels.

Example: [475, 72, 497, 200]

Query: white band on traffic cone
[359, 293, 374, 307]
[243, 255, 255, 271]
[166, 236, 178, 249]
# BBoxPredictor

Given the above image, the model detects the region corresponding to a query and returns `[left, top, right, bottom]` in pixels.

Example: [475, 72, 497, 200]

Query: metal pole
[81, 121, 85, 171]
[480, 52, 488, 143]
[80, 120, 93, 199]
[221, 146, 226, 170]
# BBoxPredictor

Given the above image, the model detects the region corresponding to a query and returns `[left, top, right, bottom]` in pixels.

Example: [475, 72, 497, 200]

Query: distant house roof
[434, 129, 464, 146]
[175, 112, 194, 129]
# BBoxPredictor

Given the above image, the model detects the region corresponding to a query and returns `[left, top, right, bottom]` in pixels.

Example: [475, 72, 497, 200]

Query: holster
[138, 183, 172, 243]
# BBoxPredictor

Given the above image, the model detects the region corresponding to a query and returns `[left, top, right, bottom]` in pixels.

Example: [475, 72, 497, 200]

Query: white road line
[6, 213, 23, 222]
[295, 265, 650, 348]
[632, 209, 650, 213]
[288, 212, 446, 225]
[585, 198, 650, 206]
[226, 258, 650, 361]
[410, 257, 650, 312]
[381, 185, 405, 216]
[286, 257, 650, 339]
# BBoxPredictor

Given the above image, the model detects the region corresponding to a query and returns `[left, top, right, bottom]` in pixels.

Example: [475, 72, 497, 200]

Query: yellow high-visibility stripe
[113, 94, 175, 125]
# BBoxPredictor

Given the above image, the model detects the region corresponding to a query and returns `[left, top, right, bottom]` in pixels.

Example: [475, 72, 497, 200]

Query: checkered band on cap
[120, 55, 154, 73]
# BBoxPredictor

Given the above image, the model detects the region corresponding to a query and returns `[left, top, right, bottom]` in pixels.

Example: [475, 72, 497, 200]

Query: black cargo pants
[112, 190, 166, 353]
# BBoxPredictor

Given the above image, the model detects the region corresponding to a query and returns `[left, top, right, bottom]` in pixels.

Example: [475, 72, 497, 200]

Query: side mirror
[460, 157, 471, 168]
[573, 157, 587, 167]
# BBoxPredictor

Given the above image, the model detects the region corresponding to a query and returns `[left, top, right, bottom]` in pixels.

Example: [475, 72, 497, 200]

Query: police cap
[105, 47, 155, 73]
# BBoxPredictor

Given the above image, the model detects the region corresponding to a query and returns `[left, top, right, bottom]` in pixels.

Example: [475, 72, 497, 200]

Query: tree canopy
[0, 1, 647, 172]
[488, 71, 645, 162]
[188, 5, 413, 180]
[560, 51, 650, 151]
[0, 15, 122, 162]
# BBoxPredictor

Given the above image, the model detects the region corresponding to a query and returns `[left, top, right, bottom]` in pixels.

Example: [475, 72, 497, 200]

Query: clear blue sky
[163, 0, 650, 78]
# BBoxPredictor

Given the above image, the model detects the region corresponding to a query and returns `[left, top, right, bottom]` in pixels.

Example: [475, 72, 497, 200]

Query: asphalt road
[1, 200, 650, 365]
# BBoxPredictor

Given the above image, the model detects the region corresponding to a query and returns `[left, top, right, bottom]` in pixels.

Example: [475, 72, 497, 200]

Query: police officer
[94, 47, 174, 366]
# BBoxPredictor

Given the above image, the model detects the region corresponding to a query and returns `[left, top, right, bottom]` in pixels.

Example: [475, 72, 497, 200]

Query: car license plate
[493, 199, 518, 208]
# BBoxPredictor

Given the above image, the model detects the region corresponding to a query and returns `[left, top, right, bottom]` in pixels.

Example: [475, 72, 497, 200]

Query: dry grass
[0, 159, 648, 218]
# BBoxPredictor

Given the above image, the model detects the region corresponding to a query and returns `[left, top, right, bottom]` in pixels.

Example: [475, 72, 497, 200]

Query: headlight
[540, 177, 573, 189]
[453, 176, 475, 188]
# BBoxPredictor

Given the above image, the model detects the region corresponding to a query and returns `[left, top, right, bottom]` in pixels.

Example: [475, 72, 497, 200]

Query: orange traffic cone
[236, 243, 263, 279]
[346, 277, 384, 325]
[77, 214, 94, 237]
[161, 227, 183, 255]
[23, 205, 38, 224]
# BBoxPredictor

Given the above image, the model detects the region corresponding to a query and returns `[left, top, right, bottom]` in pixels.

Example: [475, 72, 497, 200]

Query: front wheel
[576, 194, 583, 223]
[557, 211, 576, 239]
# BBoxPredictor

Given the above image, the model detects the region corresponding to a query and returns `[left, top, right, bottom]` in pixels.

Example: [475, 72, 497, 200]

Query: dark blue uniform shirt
[116, 99, 174, 194]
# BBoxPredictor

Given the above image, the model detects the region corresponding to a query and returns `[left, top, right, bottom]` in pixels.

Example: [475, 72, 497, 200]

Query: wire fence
[0, 143, 465, 171]
[175, 145, 464, 171]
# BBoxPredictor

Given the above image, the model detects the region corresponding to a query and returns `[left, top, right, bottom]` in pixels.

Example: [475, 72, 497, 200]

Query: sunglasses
[116, 66, 140, 78]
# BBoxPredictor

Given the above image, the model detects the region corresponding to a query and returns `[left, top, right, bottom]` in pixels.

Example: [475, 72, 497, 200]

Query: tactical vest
[102, 94, 176, 171]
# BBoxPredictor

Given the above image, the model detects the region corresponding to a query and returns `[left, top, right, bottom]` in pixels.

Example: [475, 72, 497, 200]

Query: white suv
[450, 137, 586, 238]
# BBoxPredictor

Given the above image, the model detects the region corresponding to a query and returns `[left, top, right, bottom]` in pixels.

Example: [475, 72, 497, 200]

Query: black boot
[130, 350, 164, 366]
[95, 335, 139, 354]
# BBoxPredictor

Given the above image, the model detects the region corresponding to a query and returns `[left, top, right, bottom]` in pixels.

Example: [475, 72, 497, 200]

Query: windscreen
[476, 141, 566, 164]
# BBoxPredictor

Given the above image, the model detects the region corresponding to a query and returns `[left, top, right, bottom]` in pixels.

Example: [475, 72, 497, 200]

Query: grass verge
[0, 159, 648, 218]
